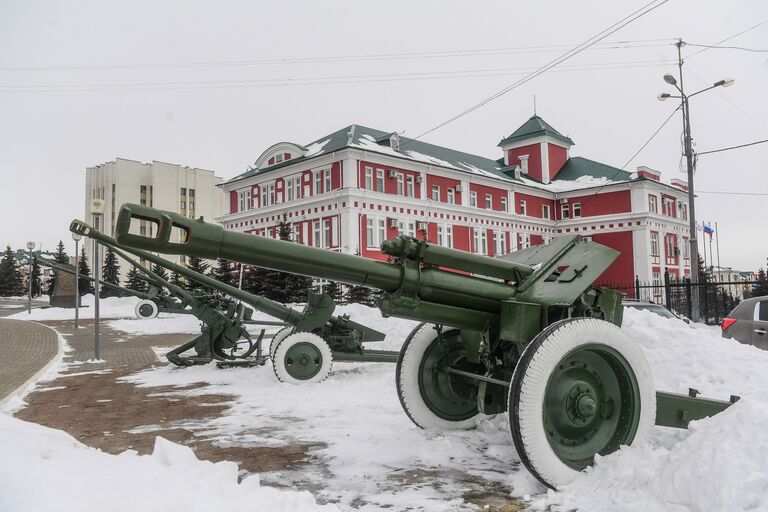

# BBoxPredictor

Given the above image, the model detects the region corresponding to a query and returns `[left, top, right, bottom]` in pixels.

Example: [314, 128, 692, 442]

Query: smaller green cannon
[70, 219, 391, 381]
[113, 203, 741, 489]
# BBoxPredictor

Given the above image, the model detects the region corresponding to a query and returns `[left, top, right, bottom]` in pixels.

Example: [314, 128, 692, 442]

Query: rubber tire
[396, 323, 480, 430]
[269, 326, 294, 360]
[273, 332, 333, 384]
[509, 318, 656, 490]
[135, 299, 159, 319]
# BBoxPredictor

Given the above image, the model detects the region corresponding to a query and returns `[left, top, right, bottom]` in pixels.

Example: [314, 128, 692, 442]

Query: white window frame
[560, 203, 570, 219]
[519, 200, 527, 216]
[650, 231, 659, 256]
[323, 219, 332, 248]
[314, 170, 323, 195]
[295, 176, 303, 199]
[313, 220, 322, 248]
[446, 225, 453, 248]
[573, 202, 582, 218]
[485, 193, 492, 210]
[377, 218, 386, 245]
[366, 217, 376, 248]
[324, 168, 332, 193]
[470, 191, 477, 207]
[396, 173, 404, 195]
[447, 188, 455, 204]
[649, 194, 658, 213]
[541, 204, 550, 219]
[376, 169, 385, 192]
[500, 197, 508, 212]
[406, 175, 415, 197]
[364, 167, 373, 190]
[286, 177, 294, 202]
[431, 185, 440, 201]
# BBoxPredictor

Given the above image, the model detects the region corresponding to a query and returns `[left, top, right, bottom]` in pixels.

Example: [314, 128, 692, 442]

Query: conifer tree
[125, 266, 148, 293]
[754, 267, 768, 298]
[0, 246, 24, 297]
[323, 280, 342, 303]
[151, 262, 169, 283]
[100, 247, 121, 298]
[343, 250, 372, 305]
[78, 246, 94, 296]
[169, 271, 182, 288]
[47, 240, 69, 296]
[210, 258, 236, 287]
[184, 256, 209, 291]
[29, 255, 42, 297]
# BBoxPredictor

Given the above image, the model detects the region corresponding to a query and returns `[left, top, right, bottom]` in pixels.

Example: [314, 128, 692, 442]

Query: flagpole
[708, 226, 714, 274]
[702, 224, 707, 272]
[715, 222, 721, 273]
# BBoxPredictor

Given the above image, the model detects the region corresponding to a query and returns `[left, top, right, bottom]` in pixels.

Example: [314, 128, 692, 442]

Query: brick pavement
[0, 318, 59, 402]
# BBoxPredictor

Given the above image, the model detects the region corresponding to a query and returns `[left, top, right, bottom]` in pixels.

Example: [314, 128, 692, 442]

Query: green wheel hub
[283, 342, 324, 381]
[138, 303, 155, 318]
[418, 330, 479, 422]
[544, 344, 641, 470]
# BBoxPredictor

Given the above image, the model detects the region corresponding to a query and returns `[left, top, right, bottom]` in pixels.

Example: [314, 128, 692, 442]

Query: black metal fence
[599, 271, 759, 325]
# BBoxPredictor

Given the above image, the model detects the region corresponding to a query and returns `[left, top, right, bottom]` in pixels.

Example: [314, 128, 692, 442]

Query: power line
[410, 0, 670, 142]
[0, 60, 678, 93]
[697, 190, 768, 196]
[686, 43, 768, 53]
[551, 107, 680, 227]
[686, 19, 768, 59]
[686, 67, 768, 133]
[697, 138, 768, 155]
[0, 38, 678, 72]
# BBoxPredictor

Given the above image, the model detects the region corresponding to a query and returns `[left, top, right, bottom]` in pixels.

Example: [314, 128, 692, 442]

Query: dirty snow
[7, 294, 139, 321]
[0, 415, 338, 512]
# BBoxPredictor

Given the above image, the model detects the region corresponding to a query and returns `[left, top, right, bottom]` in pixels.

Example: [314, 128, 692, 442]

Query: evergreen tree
[100, 247, 121, 298]
[29, 255, 42, 297]
[47, 240, 69, 296]
[125, 266, 148, 293]
[241, 265, 265, 296]
[77, 246, 94, 296]
[754, 267, 768, 298]
[210, 258, 236, 287]
[183, 256, 209, 291]
[151, 262, 169, 283]
[0, 247, 24, 297]
[272, 215, 313, 303]
[323, 280, 342, 303]
[344, 283, 373, 306]
[169, 271, 182, 288]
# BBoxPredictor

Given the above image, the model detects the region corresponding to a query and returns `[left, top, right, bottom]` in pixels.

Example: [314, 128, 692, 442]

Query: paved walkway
[0, 297, 48, 318]
[0, 318, 59, 402]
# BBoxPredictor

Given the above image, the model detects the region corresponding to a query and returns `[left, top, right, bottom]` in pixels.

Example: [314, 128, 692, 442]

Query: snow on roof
[520, 174, 621, 193]
[303, 138, 330, 158]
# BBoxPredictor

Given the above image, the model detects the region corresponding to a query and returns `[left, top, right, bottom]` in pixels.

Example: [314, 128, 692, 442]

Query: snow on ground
[0, 415, 338, 512]
[7, 294, 138, 321]
[122, 306, 768, 511]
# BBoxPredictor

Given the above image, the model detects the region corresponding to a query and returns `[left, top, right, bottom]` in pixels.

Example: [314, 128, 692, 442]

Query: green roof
[498, 115, 574, 147]
[553, 156, 632, 182]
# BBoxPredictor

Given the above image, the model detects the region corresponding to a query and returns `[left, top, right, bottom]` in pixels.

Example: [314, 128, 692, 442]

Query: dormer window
[519, 155, 529, 174]
[275, 154, 284, 164]
[390, 133, 401, 152]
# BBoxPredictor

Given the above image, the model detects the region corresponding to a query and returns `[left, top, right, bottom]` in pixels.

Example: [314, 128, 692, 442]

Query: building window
[681, 203, 688, 221]
[293, 223, 302, 244]
[376, 169, 385, 192]
[494, 230, 505, 256]
[437, 224, 445, 247]
[447, 188, 455, 204]
[500, 197, 508, 212]
[573, 202, 582, 218]
[323, 219, 332, 248]
[485, 194, 492, 210]
[268, 184, 275, 206]
[519, 155, 529, 174]
[652, 271, 662, 299]
[650, 231, 659, 256]
[238, 189, 250, 211]
[324, 168, 332, 192]
[275, 153, 283, 164]
[437, 224, 452, 248]
[377, 218, 386, 245]
[406, 175, 415, 197]
[366, 217, 375, 247]
[541, 204, 550, 219]
[682, 237, 690, 259]
[560, 203, 570, 219]
[396, 173, 404, 195]
[181, 187, 187, 196]
[649, 194, 658, 213]
[662, 197, 675, 217]
[431, 185, 440, 201]
[286, 178, 294, 202]
[314, 171, 323, 195]
[446, 225, 453, 248]
[519, 233, 531, 250]
[189, 189, 195, 198]
[313, 220, 322, 248]
[519, 200, 527, 216]
[406, 221, 416, 237]
[470, 191, 477, 207]
[472, 228, 488, 255]
[364, 167, 373, 190]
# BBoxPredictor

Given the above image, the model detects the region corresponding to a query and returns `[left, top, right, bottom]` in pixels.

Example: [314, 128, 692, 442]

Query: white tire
[396, 323, 480, 430]
[269, 326, 294, 360]
[135, 299, 159, 319]
[509, 318, 655, 489]
[272, 332, 333, 384]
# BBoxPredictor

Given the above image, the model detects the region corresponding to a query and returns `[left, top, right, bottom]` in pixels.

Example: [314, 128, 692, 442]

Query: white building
[85, 158, 226, 278]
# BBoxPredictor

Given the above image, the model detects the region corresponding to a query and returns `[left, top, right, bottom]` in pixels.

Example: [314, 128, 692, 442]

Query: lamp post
[90, 198, 105, 360]
[657, 40, 734, 322]
[26, 241, 35, 314]
[72, 232, 82, 328]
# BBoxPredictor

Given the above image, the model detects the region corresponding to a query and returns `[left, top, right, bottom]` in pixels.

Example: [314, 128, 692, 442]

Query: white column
[540, 142, 550, 184]
[461, 179, 470, 206]
[342, 158, 357, 189]
[340, 207, 360, 255]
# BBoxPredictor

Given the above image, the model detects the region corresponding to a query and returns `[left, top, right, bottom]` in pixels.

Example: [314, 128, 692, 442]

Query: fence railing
[599, 271, 759, 325]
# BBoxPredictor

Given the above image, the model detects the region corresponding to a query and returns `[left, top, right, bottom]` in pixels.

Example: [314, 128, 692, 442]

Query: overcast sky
[1, 0, 766, 272]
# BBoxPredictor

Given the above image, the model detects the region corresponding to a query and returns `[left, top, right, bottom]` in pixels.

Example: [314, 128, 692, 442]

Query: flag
[695, 221, 703, 232]
[703, 224, 714, 236]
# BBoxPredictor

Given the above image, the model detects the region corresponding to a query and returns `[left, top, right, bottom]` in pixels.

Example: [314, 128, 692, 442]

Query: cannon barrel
[114, 204, 519, 318]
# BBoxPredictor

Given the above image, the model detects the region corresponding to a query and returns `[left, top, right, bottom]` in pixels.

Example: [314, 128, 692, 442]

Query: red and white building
[218, 116, 691, 295]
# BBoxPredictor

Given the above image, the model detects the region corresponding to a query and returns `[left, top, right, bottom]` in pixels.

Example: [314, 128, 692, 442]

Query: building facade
[218, 117, 691, 297]
[85, 158, 226, 277]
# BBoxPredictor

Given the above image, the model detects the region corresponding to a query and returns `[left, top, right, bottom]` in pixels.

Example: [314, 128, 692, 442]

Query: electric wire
[686, 67, 768, 133]
[686, 20, 768, 58]
[696, 191, 768, 196]
[697, 138, 768, 155]
[409, 0, 670, 143]
[685, 43, 768, 53]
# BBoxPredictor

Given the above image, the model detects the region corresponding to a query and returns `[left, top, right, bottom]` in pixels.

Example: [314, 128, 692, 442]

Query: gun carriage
[110, 204, 739, 488]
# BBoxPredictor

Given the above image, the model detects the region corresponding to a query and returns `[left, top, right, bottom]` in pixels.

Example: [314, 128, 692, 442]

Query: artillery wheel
[135, 299, 159, 319]
[269, 326, 294, 360]
[396, 323, 480, 430]
[273, 332, 333, 384]
[509, 318, 655, 489]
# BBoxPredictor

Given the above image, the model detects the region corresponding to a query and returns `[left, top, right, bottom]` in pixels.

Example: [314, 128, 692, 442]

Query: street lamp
[26, 241, 35, 314]
[72, 232, 82, 328]
[90, 198, 105, 360]
[657, 42, 734, 323]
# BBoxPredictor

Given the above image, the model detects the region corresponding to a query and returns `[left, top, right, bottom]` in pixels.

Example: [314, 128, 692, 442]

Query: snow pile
[544, 309, 768, 511]
[7, 294, 140, 321]
[0, 414, 338, 512]
[520, 174, 617, 192]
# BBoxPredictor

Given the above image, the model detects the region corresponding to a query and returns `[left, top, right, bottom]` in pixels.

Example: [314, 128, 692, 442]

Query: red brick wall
[548, 144, 568, 179]
[561, 190, 631, 218]
[508, 143, 542, 181]
[469, 183, 507, 211]
[515, 192, 554, 219]
[593, 231, 634, 284]
[229, 191, 238, 213]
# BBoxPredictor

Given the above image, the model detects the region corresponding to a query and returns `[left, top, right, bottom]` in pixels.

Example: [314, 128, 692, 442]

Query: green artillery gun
[113, 203, 739, 489]
[70, 220, 390, 380]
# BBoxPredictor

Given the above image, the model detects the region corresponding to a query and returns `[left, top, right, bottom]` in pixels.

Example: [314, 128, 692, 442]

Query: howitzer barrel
[114, 204, 519, 315]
